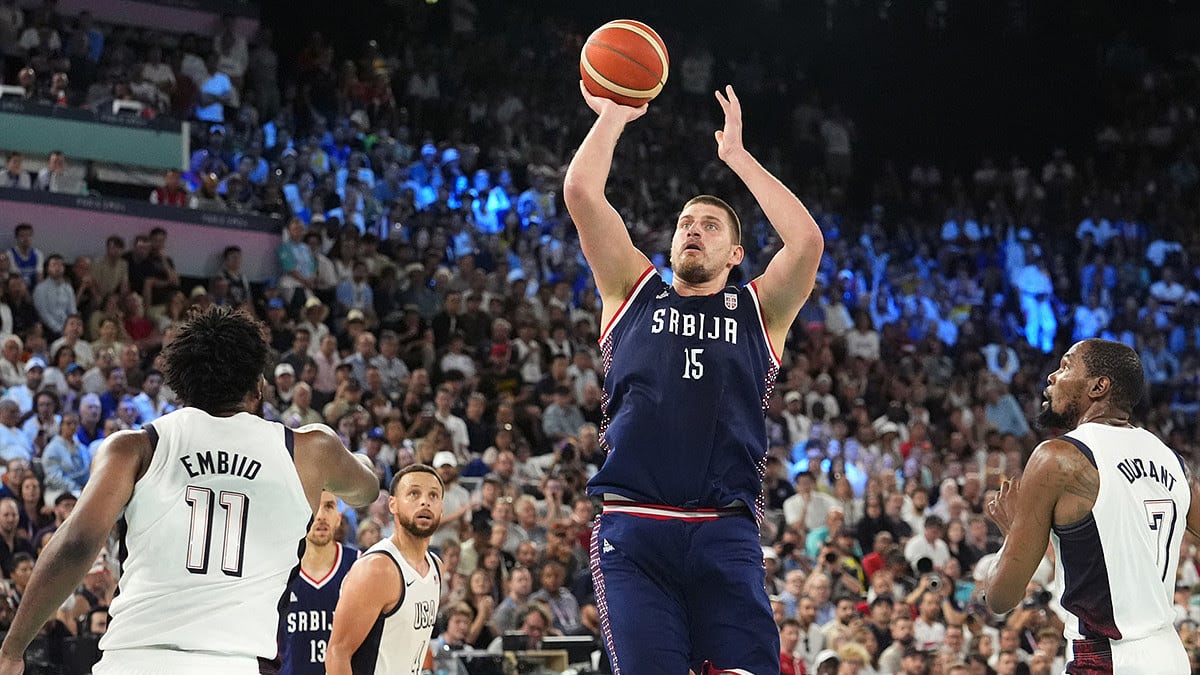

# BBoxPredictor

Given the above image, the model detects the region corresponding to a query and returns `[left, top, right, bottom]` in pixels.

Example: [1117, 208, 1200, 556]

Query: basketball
[580, 20, 669, 107]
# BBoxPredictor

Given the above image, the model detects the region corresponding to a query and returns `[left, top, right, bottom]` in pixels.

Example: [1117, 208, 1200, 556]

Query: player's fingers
[726, 84, 738, 101]
[714, 130, 724, 145]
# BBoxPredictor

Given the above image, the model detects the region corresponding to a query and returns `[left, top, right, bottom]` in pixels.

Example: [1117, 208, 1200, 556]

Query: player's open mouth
[683, 243, 702, 252]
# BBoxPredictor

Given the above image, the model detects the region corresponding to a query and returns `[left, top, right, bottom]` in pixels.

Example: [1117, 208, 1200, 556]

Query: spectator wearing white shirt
[1072, 292, 1111, 341]
[783, 471, 838, 534]
[782, 391, 813, 447]
[904, 515, 951, 571]
[980, 343, 1019, 385]
[195, 53, 237, 123]
[131, 369, 175, 424]
[1, 357, 42, 415]
[1012, 256, 1056, 353]
[1075, 207, 1116, 248]
[0, 153, 31, 189]
[1148, 267, 1187, 315]
[31, 254, 76, 337]
[0, 400, 31, 462]
[433, 385, 470, 459]
[213, 14, 249, 81]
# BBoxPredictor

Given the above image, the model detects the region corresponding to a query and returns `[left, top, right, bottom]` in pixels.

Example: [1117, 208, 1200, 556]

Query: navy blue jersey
[587, 268, 780, 521]
[277, 543, 357, 675]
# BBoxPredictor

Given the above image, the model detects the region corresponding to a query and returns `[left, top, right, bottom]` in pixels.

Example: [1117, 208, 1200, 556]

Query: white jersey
[99, 408, 310, 661]
[1050, 423, 1190, 672]
[350, 538, 441, 675]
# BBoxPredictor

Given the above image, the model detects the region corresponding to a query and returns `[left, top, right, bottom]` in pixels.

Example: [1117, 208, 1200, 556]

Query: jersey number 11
[185, 486, 250, 577]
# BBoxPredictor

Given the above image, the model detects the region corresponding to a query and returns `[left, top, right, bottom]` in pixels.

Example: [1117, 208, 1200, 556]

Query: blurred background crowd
[1, 0, 1199, 673]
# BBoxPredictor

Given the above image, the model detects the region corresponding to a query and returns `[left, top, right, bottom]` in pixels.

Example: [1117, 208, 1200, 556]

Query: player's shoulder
[350, 548, 402, 580]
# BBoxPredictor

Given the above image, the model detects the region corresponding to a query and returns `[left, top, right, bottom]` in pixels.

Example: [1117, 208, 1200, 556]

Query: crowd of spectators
[0, 1, 1199, 674]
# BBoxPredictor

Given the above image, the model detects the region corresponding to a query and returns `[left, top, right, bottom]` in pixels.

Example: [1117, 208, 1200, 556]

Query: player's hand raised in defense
[714, 85, 746, 163]
[578, 81, 648, 124]
[987, 478, 1018, 537]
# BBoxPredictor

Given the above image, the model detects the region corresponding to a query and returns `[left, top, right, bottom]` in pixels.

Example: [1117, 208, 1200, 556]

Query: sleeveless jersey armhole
[362, 549, 406, 618]
[598, 266, 657, 344]
[746, 281, 782, 367]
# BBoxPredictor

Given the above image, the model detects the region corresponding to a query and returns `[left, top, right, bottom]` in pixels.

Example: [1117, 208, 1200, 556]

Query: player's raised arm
[325, 554, 403, 675]
[563, 81, 654, 312]
[0, 430, 150, 671]
[294, 424, 380, 510]
[715, 85, 825, 348]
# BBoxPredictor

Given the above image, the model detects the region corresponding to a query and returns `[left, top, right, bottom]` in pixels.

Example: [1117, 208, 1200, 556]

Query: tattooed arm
[982, 440, 1098, 614]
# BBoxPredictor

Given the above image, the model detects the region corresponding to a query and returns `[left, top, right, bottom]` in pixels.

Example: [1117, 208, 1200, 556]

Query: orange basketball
[580, 20, 669, 107]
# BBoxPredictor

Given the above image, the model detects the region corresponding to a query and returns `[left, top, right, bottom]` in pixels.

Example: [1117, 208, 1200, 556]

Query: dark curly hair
[1080, 338, 1146, 411]
[161, 306, 269, 414]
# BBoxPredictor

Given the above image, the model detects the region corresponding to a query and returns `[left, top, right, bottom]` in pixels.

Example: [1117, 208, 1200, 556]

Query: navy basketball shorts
[589, 498, 779, 674]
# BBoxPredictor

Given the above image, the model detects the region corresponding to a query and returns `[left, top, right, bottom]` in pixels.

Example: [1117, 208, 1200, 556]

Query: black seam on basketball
[586, 39, 667, 87]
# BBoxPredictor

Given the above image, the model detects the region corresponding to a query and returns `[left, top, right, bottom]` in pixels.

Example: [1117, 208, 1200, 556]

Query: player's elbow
[985, 588, 1019, 615]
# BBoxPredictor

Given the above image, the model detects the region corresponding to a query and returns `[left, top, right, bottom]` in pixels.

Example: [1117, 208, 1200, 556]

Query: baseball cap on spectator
[482, 473, 502, 486]
[784, 391, 802, 404]
[815, 373, 832, 386]
[367, 426, 385, 441]
[267, 297, 286, 309]
[404, 262, 424, 275]
[303, 296, 330, 321]
[274, 363, 294, 378]
[421, 143, 437, 157]
[189, 285, 208, 299]
[263, 277, 279, 289]
[433, 451, 458, 468]
[346, 309, 365, 324]
[280, 147, 298, 159]
[24, 357, 45, 372]
[903, 646, 927, 659]
[815, 650, 839, 668]
[441, 148, 460, 164]
[876, 421, 901, 437]
[310, 213, 326, 224]
[64, 363, 83, 375]
[761, 546, 778, 561]
[54, 491, 78, 506]
[209, 124, 226, 136]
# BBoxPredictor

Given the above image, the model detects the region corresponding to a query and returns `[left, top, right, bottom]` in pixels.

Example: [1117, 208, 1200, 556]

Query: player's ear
[1090, 375, 1110, 399]
[730, 245, 744, 266]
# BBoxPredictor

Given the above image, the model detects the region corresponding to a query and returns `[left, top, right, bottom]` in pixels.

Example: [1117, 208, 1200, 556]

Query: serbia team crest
[724, 292, 737, 310]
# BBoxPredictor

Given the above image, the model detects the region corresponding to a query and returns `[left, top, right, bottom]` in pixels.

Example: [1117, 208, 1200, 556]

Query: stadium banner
[0, 99, 188, 170]
[0, 187, 283, 281]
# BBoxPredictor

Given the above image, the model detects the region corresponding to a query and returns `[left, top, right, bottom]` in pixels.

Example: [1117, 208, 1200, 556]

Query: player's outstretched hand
[987, 478, 1018, 537]
[578, 81, 648, 124]
[714, 85, 745, 163]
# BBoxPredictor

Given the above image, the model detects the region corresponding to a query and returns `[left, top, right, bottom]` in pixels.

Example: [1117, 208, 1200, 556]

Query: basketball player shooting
[982, 338, 1199, 673]
[564, 82, 824, 674]
[0, 307, 380, 675]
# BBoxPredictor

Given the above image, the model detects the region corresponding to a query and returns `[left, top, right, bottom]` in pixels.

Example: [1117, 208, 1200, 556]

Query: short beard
[672, 258, 719, 285]
[1036, 395, 1080, 431]
[397, 513, 440, 539]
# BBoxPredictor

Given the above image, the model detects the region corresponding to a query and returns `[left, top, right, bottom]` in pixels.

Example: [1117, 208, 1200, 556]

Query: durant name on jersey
[179, 449, 263, 480]
[1116, 457, 1178, 491]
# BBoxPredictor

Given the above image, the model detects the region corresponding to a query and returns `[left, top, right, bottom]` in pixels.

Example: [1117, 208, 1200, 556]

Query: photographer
[818, 539, 864, 598]
[1006, 584, 1064, 656]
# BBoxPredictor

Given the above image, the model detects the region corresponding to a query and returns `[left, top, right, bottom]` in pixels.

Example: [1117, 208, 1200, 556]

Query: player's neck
[672, 277, 726, 297]
[1075, 402, 1132, 428]
[391, 530, 430, 572]
[302, 540, 338, 576]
